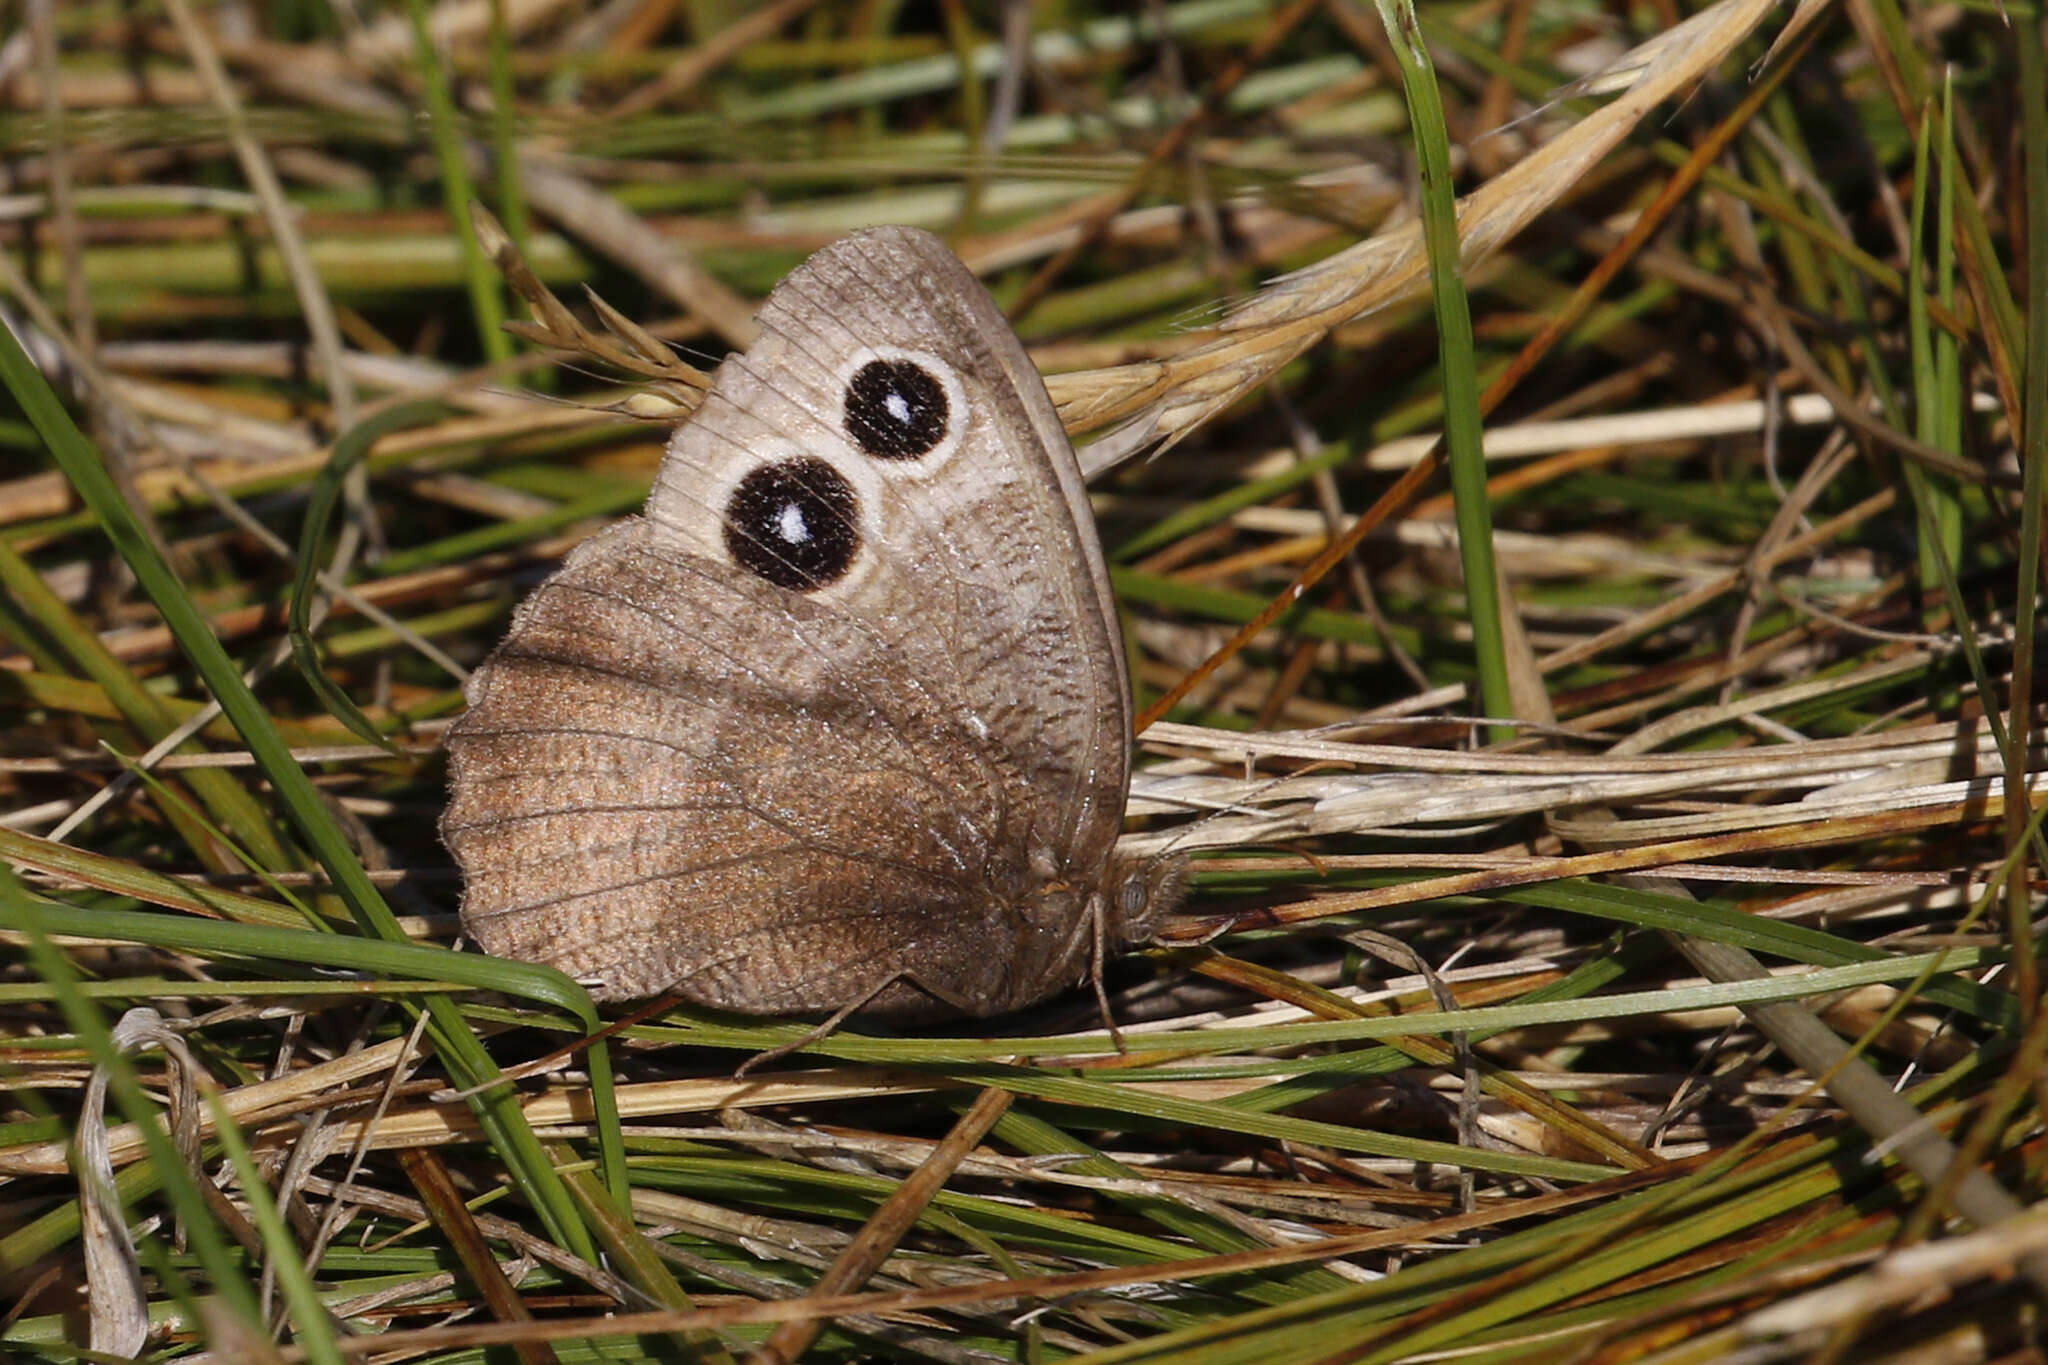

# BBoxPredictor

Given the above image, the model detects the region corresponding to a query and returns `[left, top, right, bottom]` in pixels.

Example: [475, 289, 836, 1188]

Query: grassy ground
[3, 0, 2045, 1361]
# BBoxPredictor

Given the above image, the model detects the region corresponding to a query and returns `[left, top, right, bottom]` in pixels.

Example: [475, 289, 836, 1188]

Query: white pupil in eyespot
[884, 390, 912, 425]
[776, 501, 811, 545]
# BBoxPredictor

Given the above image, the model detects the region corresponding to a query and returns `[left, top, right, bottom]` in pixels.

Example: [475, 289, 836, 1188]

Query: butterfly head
[1105, 850, 1189, 947]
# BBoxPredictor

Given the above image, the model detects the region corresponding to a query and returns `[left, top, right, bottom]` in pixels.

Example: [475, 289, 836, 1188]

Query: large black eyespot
[844, 358, 948, 459]
[722, 457, 860, 591]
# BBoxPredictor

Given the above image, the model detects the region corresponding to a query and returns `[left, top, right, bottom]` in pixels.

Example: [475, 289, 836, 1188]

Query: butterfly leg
[735, 987, 890, 1078]
[1087, 892, 1127, 1054]
[731, 967, 985, 1078]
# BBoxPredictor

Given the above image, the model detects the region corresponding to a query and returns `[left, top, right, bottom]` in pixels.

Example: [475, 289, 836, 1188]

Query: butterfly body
[442, 227, 1179, 1017]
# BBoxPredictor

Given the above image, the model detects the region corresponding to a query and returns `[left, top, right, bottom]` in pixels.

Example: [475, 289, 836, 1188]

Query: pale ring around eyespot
[836, 346, 969, 474]
[702, 436, 887, 599]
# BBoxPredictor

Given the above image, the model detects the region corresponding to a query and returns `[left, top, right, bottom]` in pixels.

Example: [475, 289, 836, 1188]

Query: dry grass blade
[748, 1088, 1014, 1365]
[1045, 0, 1783, 461]
[473, 201, 712, 417]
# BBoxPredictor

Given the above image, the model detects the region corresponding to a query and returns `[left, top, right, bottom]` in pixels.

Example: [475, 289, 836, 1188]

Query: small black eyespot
[723, 458, 860, 591]
[844, 358, 948, 459]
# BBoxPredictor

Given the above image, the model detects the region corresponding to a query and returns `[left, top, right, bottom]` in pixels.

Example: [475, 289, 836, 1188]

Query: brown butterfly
[442, 226, 1183, 1025]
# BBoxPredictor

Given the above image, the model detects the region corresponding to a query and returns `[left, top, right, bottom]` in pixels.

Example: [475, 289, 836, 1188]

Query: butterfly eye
[844, 358, 949, 459]
[723, 457, 860, 590]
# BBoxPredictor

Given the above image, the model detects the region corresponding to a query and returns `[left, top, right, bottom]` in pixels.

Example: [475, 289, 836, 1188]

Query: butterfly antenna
[1140, 757, 1308, 863]
[1084, 893, 1127, 1053]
